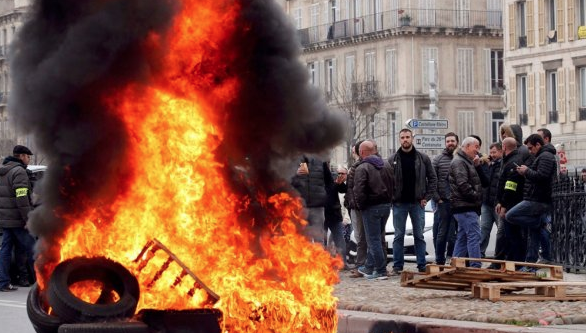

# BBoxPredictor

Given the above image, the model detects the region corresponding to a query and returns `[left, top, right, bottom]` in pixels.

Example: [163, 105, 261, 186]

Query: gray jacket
[449, 150, 483, 214]
[432, 148, 454, 201]
[388, 148, 437, 202]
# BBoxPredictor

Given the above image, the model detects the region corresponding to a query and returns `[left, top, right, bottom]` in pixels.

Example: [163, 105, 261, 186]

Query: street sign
[406, 118, 448, 129]
[413, 134, 444, 149]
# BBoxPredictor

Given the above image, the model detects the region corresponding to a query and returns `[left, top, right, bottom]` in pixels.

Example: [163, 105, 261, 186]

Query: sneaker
[519, 266, 538, 273]
[537, 258, 554, 265]
[487, 263, 501, 270]
[387, 268, 402, 276]
[357, 266, 372, 276]
[418, 267, 426, 273]
[0, 284, 18, 292]
[17, 280, 31, 287]
[348, 270, 363, 278]
[365, 271, 389, 280]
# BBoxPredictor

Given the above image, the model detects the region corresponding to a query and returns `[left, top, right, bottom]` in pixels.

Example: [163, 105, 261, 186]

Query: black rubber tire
[47, 257, 140, 324]
[57, 322, 150, 333]
[27, 283, 63, 333]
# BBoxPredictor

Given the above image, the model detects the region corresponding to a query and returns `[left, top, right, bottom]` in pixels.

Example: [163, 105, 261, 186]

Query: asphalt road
[0, 285, 36, 333]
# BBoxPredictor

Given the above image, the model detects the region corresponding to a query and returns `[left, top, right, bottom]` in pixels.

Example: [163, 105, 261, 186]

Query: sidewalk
[334, 263, 586, 332]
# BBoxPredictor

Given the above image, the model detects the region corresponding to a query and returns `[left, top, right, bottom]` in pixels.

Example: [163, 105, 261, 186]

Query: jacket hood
[542, 143, 557, 155]
[362, 154, 384, 169]
[510, 124, 524, 146]
[0, 156, 25, 176]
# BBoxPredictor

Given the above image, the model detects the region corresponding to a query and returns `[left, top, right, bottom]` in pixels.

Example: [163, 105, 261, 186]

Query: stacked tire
[27, 257, 146, 333]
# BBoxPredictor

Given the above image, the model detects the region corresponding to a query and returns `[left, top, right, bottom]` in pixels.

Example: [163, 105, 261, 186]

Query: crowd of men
[292, 124, 586, 280]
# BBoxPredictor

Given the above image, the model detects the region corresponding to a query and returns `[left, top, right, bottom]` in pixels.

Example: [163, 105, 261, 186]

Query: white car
[349, 202, 497, 263]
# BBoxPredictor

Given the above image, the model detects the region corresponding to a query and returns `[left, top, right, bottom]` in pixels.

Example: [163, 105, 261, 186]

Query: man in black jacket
[505, 134, 557, 268]
[354, 140, 393, 280]
[0, 145, 35, 292]
[480, 142, 504, 259]
[495, 137, 526, 263]
[389, 129, 437, 274]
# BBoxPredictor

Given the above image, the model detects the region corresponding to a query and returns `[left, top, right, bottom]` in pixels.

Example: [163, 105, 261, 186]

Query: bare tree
[330, 76, 383, 167]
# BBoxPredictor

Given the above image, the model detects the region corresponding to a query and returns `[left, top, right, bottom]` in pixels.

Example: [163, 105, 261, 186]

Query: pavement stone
[334, 263, 586, 332]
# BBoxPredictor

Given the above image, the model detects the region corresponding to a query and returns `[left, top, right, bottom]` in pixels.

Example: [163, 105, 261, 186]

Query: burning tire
[27, 283, 63, 333]
[57, 322, 149, 333]
[47, 257, 140, 323]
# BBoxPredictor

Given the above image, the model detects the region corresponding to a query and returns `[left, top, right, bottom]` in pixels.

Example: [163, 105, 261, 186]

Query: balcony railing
[518, 113, 528, 125]
[351, 80, 379, 103]
[297, 9, 503, 46]
[579, 107, 586, 121]
[549, 110, 559, 124]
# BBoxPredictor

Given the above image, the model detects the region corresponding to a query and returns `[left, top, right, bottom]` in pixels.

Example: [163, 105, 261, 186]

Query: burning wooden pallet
[401, 257, 563, 292]
[473, 281, 586, 301]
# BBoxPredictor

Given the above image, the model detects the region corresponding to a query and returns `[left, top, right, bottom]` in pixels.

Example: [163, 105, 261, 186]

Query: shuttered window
[365, 50, 376, 81]
[385, 49, 397, 95]
[458, 111, 474, 139]
[422, 47, 438, 93]
[457, 48, 474, 94]
[345, 54, 356, 94]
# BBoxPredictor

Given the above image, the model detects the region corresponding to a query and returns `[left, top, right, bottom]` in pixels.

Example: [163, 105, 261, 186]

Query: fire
[42, 0, 339, 332]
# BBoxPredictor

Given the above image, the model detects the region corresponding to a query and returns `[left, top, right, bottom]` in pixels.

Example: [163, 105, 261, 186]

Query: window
[366, 0, 382, 30]
[345, 54, 356, 94]
[547, 0, 557, 42]
[419, 0, 435, 26]
[517, 74, 528, 124]
[422, 47, 438, 93]
[581, 0, 586, 26]
[457, 48, 473, 94]
[455, 0, 470, 27]
[457, 111, 474, 139]
[354, 0, 362, 34]
[487, 0, 502, 28]
[365, 50, 376, 81]
[373, 112, 387, 156]
[310, 4, 320, 41]
[547, 71, 558, 123]
[485, 49, 504, 94]
[325, 58, 337, 101]
[517, 1, 527, 47]
[329, 0, 340, 23]
[293, 8, 302, 29]
[386, 111, 401, 154]
[385, 49, 397, 95]
[308, 62, 318, 86]
[580, 67, 586, 108]
[486, 111, 505, 144]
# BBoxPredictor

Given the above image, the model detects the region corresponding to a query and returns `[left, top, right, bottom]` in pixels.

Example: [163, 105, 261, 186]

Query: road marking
[0, 300, 26, 308]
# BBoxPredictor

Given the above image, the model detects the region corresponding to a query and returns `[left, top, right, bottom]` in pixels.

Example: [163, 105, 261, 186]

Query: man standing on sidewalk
[480, 142, 504, 259]
[389, 129, 437, 274]
[506, 134, 556, 270]
[449, 137, 485, 268]
[354, 140, 394, 280]
[432, 132, 458, 265]
[0, 145, 36, 292]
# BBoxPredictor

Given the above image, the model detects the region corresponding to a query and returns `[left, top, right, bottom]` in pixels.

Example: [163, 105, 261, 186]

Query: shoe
[0, 284, 18, 292]
[487, 263, 501, 270]
[17, 280, 31, 287]
[537, 258, 554, 265]
[348, 271, 363, 278]
[519, 266, 538, 273]
[418, 267, 426, 273]
[387, 268, 402, 276]
[365, 271, 388, 280]
[357, 266, 372, 277]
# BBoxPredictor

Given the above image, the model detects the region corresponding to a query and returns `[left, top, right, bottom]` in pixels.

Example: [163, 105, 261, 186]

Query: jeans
[503, 218, 527, 262]
[453, 211, 482, 268]
[350, 210, 367, 267]
[539, 213, 552, 262]
[362, 203, 391, 274]
[434, 201, 456, 265]
[325, 221, 347, 266]
[480, 204, 505, 259]
[392, 202, 426, 270]
[306, 207, 325, 244]
[0, 227, 36, 288]
[505, 200, 551, 263]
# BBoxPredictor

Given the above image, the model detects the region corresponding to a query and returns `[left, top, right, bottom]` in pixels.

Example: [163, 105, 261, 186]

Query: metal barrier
[551, 176, 586, 271]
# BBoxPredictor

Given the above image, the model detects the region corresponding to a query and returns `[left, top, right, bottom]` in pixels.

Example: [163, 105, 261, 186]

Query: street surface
[0, 285, 35, 333]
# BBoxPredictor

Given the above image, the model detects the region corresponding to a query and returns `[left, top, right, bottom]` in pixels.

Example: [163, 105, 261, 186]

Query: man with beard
[389, 129, 437, 274]
[449, 137, 485, 268]
[432, 132, 458, 265]
[354, 140, 394, 280]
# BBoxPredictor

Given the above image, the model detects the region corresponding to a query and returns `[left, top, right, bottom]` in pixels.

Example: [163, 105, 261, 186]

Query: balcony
[518, 113, 528, 125]
[297, 8, 503, 47]
[579, 107, 586, 121]
[549, 111, 559, 124]
[351, 80, 379, 106]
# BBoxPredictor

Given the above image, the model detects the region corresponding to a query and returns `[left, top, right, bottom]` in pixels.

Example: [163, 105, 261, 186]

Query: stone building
[505, 0, 586, 170]
[278, 0, 505, 166]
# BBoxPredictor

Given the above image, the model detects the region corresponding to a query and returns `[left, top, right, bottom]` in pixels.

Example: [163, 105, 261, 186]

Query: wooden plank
[472, 282, 586, 301]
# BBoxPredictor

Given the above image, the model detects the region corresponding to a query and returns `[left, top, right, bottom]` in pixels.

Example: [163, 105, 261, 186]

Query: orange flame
[47, 1, 339, 332]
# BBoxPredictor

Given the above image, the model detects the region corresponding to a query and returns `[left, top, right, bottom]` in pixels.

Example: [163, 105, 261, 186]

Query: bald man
[494, 137, 526, 263]
[353, 140, 394, 280]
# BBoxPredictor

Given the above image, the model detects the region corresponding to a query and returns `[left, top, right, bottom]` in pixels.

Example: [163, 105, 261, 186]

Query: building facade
[505, 0, 586, 169]
[280, 0, 505, 166]
[0, 0, 31, 158]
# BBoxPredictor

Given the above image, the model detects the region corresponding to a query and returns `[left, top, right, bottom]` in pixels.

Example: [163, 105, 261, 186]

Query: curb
[337, 310, 586, 333]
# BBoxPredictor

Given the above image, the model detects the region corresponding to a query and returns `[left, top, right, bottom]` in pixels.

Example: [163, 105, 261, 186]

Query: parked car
[348, 202, 496, 263]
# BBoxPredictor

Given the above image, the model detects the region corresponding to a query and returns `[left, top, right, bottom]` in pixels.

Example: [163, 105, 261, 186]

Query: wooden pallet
[472, 281, 586, 301]
[400, 258, 563, 292]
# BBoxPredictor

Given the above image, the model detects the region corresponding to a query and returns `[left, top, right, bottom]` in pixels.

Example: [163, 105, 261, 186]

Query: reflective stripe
[15, 188, 28, 197]
[504, 181, 517, 191]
